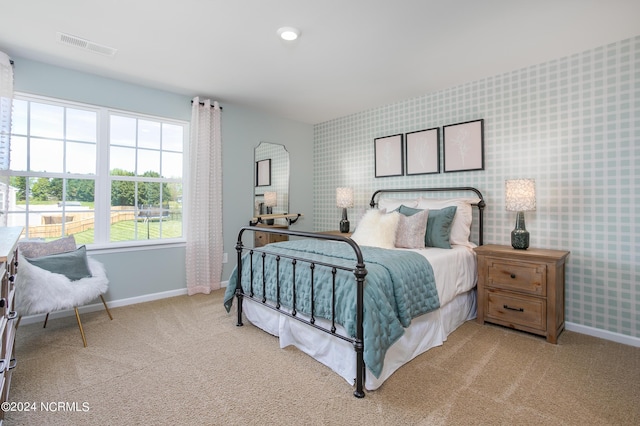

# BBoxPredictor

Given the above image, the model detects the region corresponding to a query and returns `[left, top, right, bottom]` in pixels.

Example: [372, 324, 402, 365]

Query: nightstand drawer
[254, 231, 288, 247]
[486, 289, 546, 331]
[487, 260, 546, 296]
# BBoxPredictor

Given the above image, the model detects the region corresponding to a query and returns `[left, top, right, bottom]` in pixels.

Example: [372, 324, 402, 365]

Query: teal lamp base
[511, 211, 529, 250]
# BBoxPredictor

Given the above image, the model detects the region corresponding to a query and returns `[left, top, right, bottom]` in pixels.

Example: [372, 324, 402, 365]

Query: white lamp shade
[264, 191, 277, 207]
[505, 179, 536, 211]
[336, 187, 354, 208]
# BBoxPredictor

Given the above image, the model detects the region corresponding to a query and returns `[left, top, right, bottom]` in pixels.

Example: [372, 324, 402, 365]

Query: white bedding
[240, 244, 478, 390]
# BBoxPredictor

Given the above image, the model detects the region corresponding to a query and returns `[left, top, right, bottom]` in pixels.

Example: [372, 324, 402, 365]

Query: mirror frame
[254, 141, 290, 221]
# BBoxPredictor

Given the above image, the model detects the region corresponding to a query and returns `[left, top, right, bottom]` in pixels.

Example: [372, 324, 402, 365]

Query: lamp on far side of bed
[264, 191, 277, 225]
[336, 187, 354, 233]
[505, 179, 536, 250]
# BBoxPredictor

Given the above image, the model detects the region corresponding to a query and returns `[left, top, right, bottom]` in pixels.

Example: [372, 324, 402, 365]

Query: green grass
[70, 219, 182, 245]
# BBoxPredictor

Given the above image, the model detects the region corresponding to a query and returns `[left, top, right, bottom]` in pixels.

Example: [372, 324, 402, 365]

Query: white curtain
[0, 52, 14, 226]
[186, 97, 223, 295]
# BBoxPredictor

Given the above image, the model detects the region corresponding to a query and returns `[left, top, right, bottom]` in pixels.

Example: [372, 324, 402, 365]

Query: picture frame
[443, 119, 484, 172]
[374, 134, 404, 178]
[405, 127, 440, 175]
[256, 158, 271, 186]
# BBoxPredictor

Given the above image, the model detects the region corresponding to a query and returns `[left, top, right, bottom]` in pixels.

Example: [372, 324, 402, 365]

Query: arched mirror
[254, 142, 289, 223]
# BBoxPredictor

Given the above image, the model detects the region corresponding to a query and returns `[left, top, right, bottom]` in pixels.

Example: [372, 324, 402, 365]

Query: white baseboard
[565, 321, 640, 348]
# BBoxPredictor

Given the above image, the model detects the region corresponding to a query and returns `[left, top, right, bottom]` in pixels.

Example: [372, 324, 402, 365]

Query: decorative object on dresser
[0, 226, 23, 424]
[336, 187, 354, 233]
[475, 244, 569, 344]
[14, 235, 113, 347]
[263, 191, 277, 225]
[505, 178, 536, 250]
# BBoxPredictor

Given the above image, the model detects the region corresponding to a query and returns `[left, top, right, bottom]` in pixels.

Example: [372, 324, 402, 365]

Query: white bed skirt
[241, 288, 477, 391]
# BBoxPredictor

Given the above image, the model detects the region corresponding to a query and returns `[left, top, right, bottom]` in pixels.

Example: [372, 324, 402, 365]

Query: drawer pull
[510, 273, 516, 279]
[503, 304, 524, 312]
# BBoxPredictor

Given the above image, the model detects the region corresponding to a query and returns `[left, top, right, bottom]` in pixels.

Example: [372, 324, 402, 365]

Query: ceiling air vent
[56, 32, 117, 57]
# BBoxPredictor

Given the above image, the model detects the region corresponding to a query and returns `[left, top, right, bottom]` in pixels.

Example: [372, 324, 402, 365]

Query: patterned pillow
[18, 235, 77, 259]
[397, 205, 457, 249]
[395, 209, 429, 249]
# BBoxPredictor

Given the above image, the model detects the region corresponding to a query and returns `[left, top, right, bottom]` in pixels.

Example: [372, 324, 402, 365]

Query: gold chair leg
[74, 307, 88, 347]
[43, 313, 50, 328]
[100, 295, 113, 320]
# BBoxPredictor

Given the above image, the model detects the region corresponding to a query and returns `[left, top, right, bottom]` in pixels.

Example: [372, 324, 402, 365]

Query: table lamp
[505, 179, 536, 249]
[264, 191, 277, 225]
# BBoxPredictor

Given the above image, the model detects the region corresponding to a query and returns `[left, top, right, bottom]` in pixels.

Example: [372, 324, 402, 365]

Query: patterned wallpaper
[313, 36, 639, 339]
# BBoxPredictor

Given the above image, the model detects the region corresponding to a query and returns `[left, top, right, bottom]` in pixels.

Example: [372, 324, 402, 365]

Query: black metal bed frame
[233, 187, 485, 398]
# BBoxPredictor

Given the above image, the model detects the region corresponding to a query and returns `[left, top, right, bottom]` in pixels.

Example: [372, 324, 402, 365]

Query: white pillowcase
[351, 209, 400, 249]
[416, 197, 480, 247]
[377, 197, 418, 212]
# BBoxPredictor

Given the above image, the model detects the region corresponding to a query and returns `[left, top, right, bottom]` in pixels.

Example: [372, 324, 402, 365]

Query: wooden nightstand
[317, 230, 352, 238]
[475, 244, 569, 343]
[254, 224, 289, 247]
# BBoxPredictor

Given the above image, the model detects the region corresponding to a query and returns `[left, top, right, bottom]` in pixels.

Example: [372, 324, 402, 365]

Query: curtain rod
[191, 99, 222, 110]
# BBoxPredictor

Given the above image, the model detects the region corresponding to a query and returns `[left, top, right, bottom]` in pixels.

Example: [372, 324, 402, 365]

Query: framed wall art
[374, 134, 404, 178]
[256, 158, 271, 186]
[405, 127, 440, 175]
[443, 119, 484, 172]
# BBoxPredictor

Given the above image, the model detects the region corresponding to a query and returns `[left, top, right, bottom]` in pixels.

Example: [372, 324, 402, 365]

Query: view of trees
[10, 170, 176, 207]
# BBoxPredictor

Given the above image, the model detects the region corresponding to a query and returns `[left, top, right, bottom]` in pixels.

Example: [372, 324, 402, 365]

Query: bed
[224, 187, 485, 397]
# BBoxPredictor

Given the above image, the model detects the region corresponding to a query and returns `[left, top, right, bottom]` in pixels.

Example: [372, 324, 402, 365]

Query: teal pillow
[26, 245, 92, 281]
[397, 204, 423, 217]
[425, 206, 457, 249]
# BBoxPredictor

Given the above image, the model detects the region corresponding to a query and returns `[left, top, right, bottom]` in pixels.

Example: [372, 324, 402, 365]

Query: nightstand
[317, 230, 352, 238]
[254, 224, 289, 247]
[474, 244, 569, 343]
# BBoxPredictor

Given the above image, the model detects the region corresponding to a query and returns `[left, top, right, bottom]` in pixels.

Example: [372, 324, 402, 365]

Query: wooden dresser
[0, 227, 22, 422]
[254, 224, 289, 248]
[475, 244, 569, 343]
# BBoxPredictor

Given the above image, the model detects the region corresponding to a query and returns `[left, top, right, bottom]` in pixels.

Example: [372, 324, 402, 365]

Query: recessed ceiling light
[277, 27, 300, 41]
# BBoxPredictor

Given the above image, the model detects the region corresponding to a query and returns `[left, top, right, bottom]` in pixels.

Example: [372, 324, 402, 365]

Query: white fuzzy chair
[15, 239, 113, 347]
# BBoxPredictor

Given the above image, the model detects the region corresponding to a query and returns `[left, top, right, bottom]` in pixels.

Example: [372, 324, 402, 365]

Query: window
[2, 94, 187, 247]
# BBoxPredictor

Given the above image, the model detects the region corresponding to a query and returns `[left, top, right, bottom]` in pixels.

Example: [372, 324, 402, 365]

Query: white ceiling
[1, 0, 639, 124]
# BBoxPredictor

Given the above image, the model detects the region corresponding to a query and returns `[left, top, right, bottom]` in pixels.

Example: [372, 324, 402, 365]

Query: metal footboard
[234, 226, 368, 398]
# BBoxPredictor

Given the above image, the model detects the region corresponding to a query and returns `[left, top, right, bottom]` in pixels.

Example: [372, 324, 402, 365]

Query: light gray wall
[12, 57, 314, 301]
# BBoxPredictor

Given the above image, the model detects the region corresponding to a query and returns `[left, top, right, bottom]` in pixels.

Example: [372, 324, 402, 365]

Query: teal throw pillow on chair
[26, 245, 92, 281]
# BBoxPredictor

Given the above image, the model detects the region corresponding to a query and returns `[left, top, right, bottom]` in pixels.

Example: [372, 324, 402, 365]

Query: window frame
[4, 92, 189, 250]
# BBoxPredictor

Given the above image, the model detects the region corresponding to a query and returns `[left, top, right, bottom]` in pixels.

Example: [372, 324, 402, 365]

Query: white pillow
[377, 197, 418, 212]
[351, 209, 400, 249]
[416, 197, 480, 247]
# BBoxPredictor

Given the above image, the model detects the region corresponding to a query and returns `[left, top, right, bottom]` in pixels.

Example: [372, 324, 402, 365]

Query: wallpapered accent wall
[313, 36, 639, 339]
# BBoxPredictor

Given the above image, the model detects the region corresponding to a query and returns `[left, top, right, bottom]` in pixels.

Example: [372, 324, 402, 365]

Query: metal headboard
[369, 187, 486, 246]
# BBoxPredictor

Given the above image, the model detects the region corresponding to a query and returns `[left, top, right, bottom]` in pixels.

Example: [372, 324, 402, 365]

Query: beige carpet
[6, 289, 639, 425]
